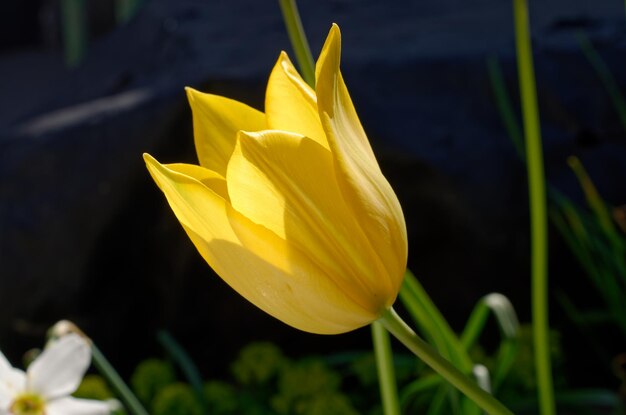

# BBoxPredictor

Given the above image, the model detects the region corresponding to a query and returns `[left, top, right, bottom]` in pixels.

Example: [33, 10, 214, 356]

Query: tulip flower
[0, 334, 111, 415]
[144, 24, 407, 334]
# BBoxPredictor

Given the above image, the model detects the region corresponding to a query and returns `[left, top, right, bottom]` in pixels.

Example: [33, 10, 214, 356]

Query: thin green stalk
[512, 0, 555, 414]
[158, 331, 207, 413]
[277, 0, 316, 87]
[577, 32, 626, 133]
[91, 345, 149, 415]
[372, 321, 401, 415]
[487, 56, 525, 160]
[116, 0, 143, 24]
[379, 308, 513, 415]
[61, 0, 87, 67]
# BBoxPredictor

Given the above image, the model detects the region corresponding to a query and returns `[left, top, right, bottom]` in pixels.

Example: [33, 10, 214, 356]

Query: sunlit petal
[27, 334, 90, 400]
[166, 163, 228, 200]
[144, 153, 376, 333]
[227, 130, 393, 311]
[316, 24, 408, 290]
[265, 52, 327, 148]
[186, 88, 266, 176]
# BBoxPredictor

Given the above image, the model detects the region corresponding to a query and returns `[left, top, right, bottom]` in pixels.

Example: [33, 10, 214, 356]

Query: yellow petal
[226, 130, 395, 313]
[186, 87, 266, 176]
[265, 52, 328, 149]
[315, 24, 408, 290]
[143, 153, 374, 334]
[166, 163, 228, 200]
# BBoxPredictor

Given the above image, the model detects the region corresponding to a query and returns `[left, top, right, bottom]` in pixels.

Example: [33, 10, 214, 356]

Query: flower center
[10, 393, 46, 415]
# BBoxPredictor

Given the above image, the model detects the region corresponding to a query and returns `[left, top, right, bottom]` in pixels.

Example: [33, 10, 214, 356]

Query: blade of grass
[461, 293, 519, 350]
[460, 294, 520, 390]
[277, 0, 315, 87]
[487, 56, 525, 160]
[61, 0, 87, 67]
[567, 156, 622, 243]
[577, 32, 626, 133]
[157, 331, 208, 413]
[115, 0, 143, 24]
[512, 0, 555, 413]
[400, 374, 442, 409]
[426, 385, 452, 415]
[400, 270, 473, 371]
[400, 271, 481, 415]
[91, 345, 149, 415]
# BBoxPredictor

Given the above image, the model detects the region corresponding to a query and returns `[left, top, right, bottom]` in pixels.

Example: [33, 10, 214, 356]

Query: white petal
[6, 368, 27, 392]
[46, 397, 111, 415]
[0, 368, 26, 406]
[27, 334, 90, 399]
[0, 351, 12, 376]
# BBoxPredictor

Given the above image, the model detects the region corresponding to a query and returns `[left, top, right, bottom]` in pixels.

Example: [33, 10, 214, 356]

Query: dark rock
[0, 0, 625, 382]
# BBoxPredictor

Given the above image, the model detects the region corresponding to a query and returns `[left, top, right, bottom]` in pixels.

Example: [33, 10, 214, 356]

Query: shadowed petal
[144, 153, 376, 334]
[186, 88, 266, 176]
[265, 52, 327, 148]
[27, 334, 90, 400]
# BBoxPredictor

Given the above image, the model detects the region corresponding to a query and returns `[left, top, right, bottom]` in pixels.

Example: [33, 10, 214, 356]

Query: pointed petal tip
[236, 129, 256, 140]
[143, 153, 160, 169]
[143, 153, 172, 187]
[315, 24, 343, 117]
[328, 23, 341, 50]
[185, 86, 201, 104]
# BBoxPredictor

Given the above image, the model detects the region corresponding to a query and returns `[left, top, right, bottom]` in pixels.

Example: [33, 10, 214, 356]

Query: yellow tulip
[143, 24, 407, 334]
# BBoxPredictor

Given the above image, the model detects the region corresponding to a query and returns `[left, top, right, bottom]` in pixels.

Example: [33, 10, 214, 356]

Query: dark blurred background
[0, 0, 625, 390]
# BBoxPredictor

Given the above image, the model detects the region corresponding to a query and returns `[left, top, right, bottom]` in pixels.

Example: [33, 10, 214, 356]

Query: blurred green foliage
[75, 374, 116, 401]
[152, 383, 204, 415]
[130, 358, 176, 405]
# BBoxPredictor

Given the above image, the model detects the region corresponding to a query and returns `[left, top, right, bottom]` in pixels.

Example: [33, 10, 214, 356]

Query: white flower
[0, 333, 111, 415]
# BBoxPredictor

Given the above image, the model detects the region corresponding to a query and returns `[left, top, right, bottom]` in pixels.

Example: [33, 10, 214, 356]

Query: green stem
[512, 1, 555, 414]
[61, 0, 87, 67]
[277, 0, 316, 87]
[379, 308, 513, 415]
[91, 345, 149, 415]
[371, 321, 401, 415]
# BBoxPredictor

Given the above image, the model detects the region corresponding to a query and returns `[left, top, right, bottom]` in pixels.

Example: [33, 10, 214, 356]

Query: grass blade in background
[399, 270, 473, 372]
[577, 32, 626, 133]
[487, 56, 525, 160]
[61, 0, 87, 67]
[116, 0, 144, 24]
[91, 344, 150, 415]
[461, 293, 520, 390]
[399, 270, 482, 415]
[157, 330, 208, 413]
[512, 0, 555, 413]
